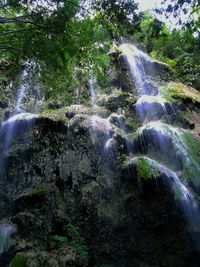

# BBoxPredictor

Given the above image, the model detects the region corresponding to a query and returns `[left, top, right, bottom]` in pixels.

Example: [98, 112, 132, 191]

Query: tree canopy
[0, 0, 200, 100]
[134, 9, 200, 90]
[0, 0, 141, 100]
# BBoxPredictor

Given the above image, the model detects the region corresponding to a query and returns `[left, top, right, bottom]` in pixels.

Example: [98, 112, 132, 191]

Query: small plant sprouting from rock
[136, 158, 160, 182]
[10, 253, 28, 267]
[53, 223, 88, 262]
[53, 235, 68, 243]
[67, 222, 88, 262]
[137, 158, 151, 180]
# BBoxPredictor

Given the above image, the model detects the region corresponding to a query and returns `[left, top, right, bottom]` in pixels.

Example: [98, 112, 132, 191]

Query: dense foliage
[134, 8, 200, 90]
[0, 0, 141, 100]
[0, 0, 199, 97]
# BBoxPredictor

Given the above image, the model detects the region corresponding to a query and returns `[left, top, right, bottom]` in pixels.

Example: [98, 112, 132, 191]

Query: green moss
[95, 106, 110, 117]
[184, 132, 200, 162]
[137, 158, 152, 180]
[161, 86, 177, 103]
[10, 253, 28, 267]
[124, 192, 134, 200]
[67, 223, 88, 262]
[183, 132, 200, 182]
[126, 157, 160, 182]
[27, 187, 48, 197]
[54, 235, 68, 243]
[39, 107, 69, 125]
[161, 82, 200, 104]
[0, 112, 2, 125]
[125, 120, 138, 131]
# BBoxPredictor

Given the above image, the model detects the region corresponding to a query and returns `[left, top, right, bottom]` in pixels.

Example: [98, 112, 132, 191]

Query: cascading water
[88, 80, 113, 151]
[15, 70, 28, 111]
[89, 79, 97, 115]
[0, 71, 37, 257]
[0, 224, 13, 256]
[0, 71, 37, 170]
[161, 165, 200, 230]
[121, 42, 200, 237]
[120, 43, 170, 123]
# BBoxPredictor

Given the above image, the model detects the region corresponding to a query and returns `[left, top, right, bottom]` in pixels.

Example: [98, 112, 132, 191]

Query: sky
[135, 0, 189, 29]
[136, 0, 162, 11]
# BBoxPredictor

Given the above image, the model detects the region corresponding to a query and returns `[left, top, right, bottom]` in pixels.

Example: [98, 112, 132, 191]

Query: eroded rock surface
[0, 47, 200, 267]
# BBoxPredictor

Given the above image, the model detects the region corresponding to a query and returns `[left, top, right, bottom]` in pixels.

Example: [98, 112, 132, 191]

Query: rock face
[0, 46, 200, 267]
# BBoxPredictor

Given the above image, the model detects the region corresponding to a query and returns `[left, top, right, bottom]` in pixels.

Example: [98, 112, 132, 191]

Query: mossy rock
[45, 93, 73, 109]
[124, 120, 138, 132]
[182, 131, 200, 184]
[95, 106, 111, 118]
[39, 107, 69, 125]
[10, 253, 28, 267]
[13, 185, 52, 213]
[161, 82, 200, 107]
[125, 157, 161, 182]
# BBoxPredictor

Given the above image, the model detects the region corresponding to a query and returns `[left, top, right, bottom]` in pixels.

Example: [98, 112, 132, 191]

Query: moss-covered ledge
[161, 82, 200, 107]
[123, 156, 161, 182]
[38, 105, 90, 126]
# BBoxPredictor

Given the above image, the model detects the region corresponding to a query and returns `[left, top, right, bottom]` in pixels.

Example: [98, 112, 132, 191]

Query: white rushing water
[0, 224, 13, 255]
[15, 70, 28, 111]
[88, 80, 113, 149]
[121, 42, 200, 234]
[120, 44, 149, 82]
[120, 43, 170, 123]
[160, 165, 200, 230]
[0, 70, 37, 168]
[120, 43, 153, 95]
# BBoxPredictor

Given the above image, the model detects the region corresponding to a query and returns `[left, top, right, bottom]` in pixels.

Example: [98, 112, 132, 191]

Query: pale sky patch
[135, 0, 190, 29]
[135, 0, 162, 12]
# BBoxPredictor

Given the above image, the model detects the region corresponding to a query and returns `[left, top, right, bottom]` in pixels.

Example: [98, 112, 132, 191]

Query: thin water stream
[120, 43, 170, 123]
[0, 70, 37, 256]
[88, 80, 113, 150]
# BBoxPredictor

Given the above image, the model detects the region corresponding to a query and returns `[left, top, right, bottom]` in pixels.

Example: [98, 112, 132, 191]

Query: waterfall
[15, 70, 28, 111]
[120, 43, 153, 95]
[0, 224, 13, 256]
[120, 43, 170, 123]
[121, 42, 200, 235]
[0, 71, 38, 256]
[88, 80, 113, 150]
[0, 71, 37, 168]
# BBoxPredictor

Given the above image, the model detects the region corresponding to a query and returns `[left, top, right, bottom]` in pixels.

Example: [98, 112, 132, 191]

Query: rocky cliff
[0, 44, 200, 267]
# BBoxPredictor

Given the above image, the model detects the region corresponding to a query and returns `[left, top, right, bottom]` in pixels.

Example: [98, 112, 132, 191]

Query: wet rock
[1, 44, 200, 267]
[10, 246, 85, 267]
[0, 102, 8, 109]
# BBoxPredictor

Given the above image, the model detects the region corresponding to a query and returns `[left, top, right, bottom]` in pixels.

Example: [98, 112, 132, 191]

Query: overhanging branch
[0, 27, 40, 36]
[0, 45, 22, 50]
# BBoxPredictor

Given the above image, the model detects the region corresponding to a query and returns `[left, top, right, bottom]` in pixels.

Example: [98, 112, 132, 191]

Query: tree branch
[0, 27, 40, 36]
[64, 0, 93, 16]
[0, 45, 22, 50]
[0, 17, 50, 29]
[0, 40, 21, 43]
